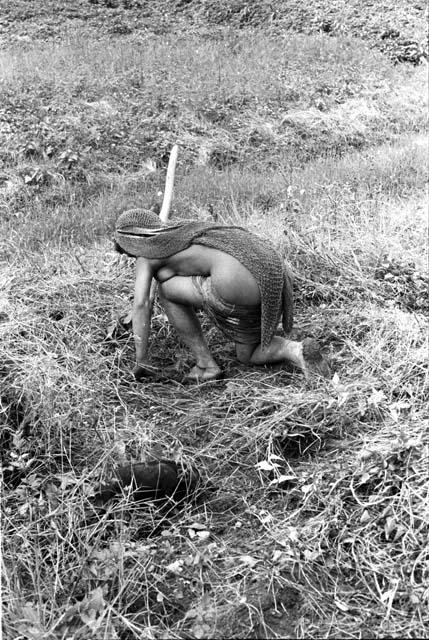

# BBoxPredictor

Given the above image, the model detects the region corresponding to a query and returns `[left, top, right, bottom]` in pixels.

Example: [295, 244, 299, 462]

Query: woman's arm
[132, 258, 156, 378]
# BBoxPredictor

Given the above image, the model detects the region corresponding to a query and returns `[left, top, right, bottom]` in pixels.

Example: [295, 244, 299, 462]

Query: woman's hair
[113, 240, 133, 256]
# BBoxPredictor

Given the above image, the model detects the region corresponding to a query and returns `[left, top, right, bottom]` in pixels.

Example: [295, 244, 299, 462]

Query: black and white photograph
[1, 1, 428, 638]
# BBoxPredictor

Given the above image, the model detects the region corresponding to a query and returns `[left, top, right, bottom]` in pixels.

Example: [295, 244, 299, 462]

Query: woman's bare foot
[185, 364, 223, 383]
[299, 338, 331, 380]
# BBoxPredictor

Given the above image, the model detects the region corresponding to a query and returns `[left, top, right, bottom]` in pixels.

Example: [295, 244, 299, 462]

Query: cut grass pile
[1, 15, 428, 640]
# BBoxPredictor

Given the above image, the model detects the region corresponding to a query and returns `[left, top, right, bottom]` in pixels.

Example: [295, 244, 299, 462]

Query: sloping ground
[0, 0, 427, 63]
[0, 31, 427, 242]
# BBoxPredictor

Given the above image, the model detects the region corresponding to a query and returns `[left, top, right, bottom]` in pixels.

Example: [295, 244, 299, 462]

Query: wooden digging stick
[149, 144, 179, 306]
[159, 144, 179, 222]
[122, 145, 179, 327]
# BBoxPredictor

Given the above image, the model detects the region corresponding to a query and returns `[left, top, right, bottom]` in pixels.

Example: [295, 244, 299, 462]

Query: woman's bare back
[152, 244, 261, 306]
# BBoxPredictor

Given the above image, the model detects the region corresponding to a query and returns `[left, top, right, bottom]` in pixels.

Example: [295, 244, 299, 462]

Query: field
[1, 1, 428, 639]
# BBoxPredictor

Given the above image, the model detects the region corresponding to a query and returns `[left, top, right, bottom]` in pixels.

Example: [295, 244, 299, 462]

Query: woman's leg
[236, 337, 330, 379]
[158, 277, 222, 381]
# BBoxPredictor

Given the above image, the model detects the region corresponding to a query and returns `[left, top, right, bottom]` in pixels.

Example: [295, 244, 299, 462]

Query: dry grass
[1, 20, 428, 640]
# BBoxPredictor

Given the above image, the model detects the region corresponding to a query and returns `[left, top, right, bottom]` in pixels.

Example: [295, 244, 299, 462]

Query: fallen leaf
[303, 549, 320, 561]
[142, 158, 157, 173]
[269, 474, 296, 486]
[357, 472, 371, 485]
[358, 449, 373, 461]
[337, 391, 350, 407]
[188, 522, 208, 531]
[256, 460, 280, 472]
[360, 509, 372, 524]
[238, 555, 259, 567]
[335, 599, 349, 612]
[301, 483, 314, 494]
[106, 320, 118, 340]
[332, 372, 340, 386]
[368, 389, 385, 406]
[196, 530, 210, 540]
[166, 560, 183, 574]
[384, 516, 397, 539]
[260, 513, 273, 524]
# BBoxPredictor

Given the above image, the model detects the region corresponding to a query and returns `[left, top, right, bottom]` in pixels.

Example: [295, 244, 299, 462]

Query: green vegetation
[1, 2, 428, 639]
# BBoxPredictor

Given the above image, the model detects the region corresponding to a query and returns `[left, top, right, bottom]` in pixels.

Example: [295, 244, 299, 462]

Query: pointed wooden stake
[149, 144, 179, 305]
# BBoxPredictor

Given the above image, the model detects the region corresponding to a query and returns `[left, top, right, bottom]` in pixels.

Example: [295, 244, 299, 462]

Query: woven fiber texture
[115, 209, 293, 347]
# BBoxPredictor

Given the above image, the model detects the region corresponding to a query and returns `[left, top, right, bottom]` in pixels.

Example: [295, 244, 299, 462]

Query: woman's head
[114, 209, 166, 257]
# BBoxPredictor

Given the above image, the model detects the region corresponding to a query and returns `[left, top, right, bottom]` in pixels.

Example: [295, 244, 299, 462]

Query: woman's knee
[159, 277, 203, 308]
